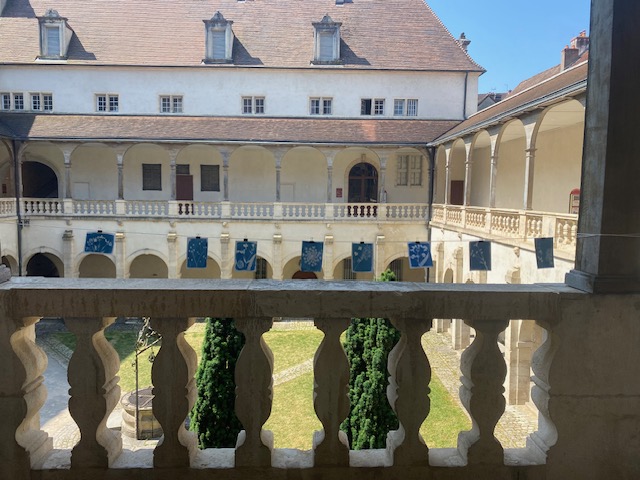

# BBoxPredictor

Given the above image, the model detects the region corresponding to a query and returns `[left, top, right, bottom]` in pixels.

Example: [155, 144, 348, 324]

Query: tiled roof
[0, 114, 459, 145]
[0, 0, 484, 72]
[434, 61, 588, 142]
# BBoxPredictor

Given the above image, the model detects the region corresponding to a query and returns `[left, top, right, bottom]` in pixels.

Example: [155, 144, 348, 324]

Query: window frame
[394, 98, 419, 117]
[241, 96, 265, 115]
[142, 163, 162, 191]
[1, 93, 10, 111]
[361, 98, 385, 116]
[160, 95, 183, 114]
[13, 93, 24, 111]
[396, 154, 423, 187]
[96, 94, 119, 113]
[310, 97, 333, 115]
[200, 164, 220, 192]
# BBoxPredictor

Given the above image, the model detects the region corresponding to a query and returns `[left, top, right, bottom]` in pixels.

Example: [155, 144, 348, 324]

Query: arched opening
[448, 140, 466, 205]
[229, 146, 276, 202]
[232, 256, 272, 279]
[1, 255, 17, 274]
[495, 120, 527, 210]
[292, 271, 317, 279]
[469, 130, 492, 207]
[348, 161, 378, 203]
[129, 254, 168, 278]
[180, 258, 221, 279]
[22, 161, 58, 198]
[280, 147, 327, 203]
[333, 257, 374, 281]
[386, 257, 425, 282]
[79, 254, 116, 278]
[434, 146, 447, 204]
[27, 253, 62, 277]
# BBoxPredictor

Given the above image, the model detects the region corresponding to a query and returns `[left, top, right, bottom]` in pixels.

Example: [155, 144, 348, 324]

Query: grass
[48, 322, 470, 449]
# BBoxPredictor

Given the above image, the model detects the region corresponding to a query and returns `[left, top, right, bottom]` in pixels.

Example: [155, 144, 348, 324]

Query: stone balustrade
[3, 199, 428, 223]
[431, 204, 578, 250]
[0, 276, 587, 479]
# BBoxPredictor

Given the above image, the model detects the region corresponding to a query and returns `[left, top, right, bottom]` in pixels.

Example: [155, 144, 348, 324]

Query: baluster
[234, 317, 274, 467]
[312, 318, 350, 466]
[65, 317, 121, 467]
[562, 224, 570, 246]
[527, 322, 558, 463]
[387, 317, 432, 466]
[570, 223, 577, 245]
[458, 318, 508, 465]
[150, 317, 198, 468]
[0, 314, 51, 479]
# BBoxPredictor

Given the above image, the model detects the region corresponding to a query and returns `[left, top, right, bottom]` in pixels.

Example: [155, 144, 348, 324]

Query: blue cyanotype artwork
[301, 241, 324, 272]
[535, 237, 555, 269]
[235, 241, 257, 271]
[187, 237, 208, 269]
[469, 241, 492, 271]
[408, 242, 433, 268]
[84, 232, 115, 254]
[352, 243, 374, 273]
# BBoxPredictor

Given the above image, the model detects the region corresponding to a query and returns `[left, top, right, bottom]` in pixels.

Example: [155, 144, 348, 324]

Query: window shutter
[212, 30, 226, 59]
[319, 32, 333, 60]
[46, 26, 61, 56]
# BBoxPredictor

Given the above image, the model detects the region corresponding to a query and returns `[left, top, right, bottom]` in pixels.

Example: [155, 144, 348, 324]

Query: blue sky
[427, 0, 591, 93]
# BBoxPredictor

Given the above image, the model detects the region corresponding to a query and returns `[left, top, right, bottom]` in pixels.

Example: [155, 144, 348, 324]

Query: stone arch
[283, 255, 324, 280]
[229, 146, 276, 202]
[529, 99, 585, 212]
[333, 147, 380, 203]
[78, 254, 116, 278]
[176, 144, 224, 202]
[332, 252, 374, 281]
[179, 256, 222, 279]
[469, 130, 492, 207]
[232, 255, 272, 280]
[434, 145, 447, 204]
[384, 253, 425, 282]
[123, 143, 171, 200]
[494, 119, 527, 210]
[70, 144, 118, 200]
[443, 268, 454, 283]
[280, 146, 327, 203]
[26, 252, 63, 277]
[128, 252, 169, 278]
[21, 143, 64, 198]
[1, 255, 18, 274]
[0, 141, 14, 197]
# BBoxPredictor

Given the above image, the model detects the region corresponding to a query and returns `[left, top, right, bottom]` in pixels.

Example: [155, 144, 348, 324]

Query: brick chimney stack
[561, 30, 589, 71]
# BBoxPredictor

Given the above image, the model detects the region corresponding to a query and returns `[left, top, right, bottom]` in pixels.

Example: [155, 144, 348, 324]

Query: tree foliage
[341, 269, 401, 449]
[190, 317, 245, 448]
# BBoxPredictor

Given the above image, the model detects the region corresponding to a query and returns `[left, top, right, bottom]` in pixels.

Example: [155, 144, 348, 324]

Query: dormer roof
[0, 0, 484, 72]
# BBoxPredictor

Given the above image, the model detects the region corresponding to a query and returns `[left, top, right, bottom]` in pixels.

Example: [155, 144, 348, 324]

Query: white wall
[0, 66, 472, 119]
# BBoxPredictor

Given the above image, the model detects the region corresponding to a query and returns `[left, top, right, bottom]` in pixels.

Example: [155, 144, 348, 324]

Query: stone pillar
[566, 0, 640, 293]
[444, 158, 451, 205]
[116, 152, 125, 200]
[272, 233, 283, 280]
[220, 232, 232, 279]
[463, 155, 472, 206]
[62, 147, 73, 199]
[374, 234, 385, 278]
[378, 154, 388, 201]
[522, 148, 536, 210]
[167, 231, 178, 278]
[275, 164, 281, 202]
[168, 148, 178, 201]
[451, 318, 471, 350]
[325, 153, 335, 203]
[219, 149, 232, 202]
[115, 232, 125, 278]
[271, 148, 287, 202]
[63, 229, 75, 278]
[489, 154, 498, 208]
[323, 234, 334, 280]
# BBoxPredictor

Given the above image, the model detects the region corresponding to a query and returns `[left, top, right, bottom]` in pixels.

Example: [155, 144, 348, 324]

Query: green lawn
[49, 322, 469, 449]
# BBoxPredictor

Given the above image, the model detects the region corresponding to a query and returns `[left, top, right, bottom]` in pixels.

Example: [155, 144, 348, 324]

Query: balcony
[4, 274, 635, 479]
[430, 204, 577, 257]
[6, 198, 427, 222]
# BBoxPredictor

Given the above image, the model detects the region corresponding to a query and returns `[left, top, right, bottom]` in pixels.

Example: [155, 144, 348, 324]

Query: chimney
[562, 31, 589, 71]
[458, 32, 471, 52]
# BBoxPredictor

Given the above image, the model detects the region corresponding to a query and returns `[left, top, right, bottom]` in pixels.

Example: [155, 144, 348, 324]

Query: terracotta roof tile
[0, 114, 458, 145]
[436, 61, 588, 141]
[0, 0, 484, 72]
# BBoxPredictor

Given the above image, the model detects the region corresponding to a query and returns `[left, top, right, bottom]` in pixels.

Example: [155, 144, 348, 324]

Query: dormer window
[203, 11, 234, 64]
[38, 9, 72, 59]
[312, 15, 342, 64]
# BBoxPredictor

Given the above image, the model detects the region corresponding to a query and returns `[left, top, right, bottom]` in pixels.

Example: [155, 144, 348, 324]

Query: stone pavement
[35, 322, 537, 451]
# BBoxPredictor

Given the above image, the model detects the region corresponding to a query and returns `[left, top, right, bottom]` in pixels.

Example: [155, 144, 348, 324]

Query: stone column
[374, 234, 386, 278]
[444, 158, 451, 205]
[167, 147, 179, 201]
[463, 154, 472, 206]
[522, 148, 536, 210]
[116, 152, 125, 200]
[326, 154, 335, 202]
[272, 233, 283, 280]
[63, 229, 75, 278]
[219, 148, 232, 202]
[270, 148, 287, 202]
[115, 232, 125, 278]
[322, 234, 334, 280]
[566, 0, 640, 293]
[378, 154, 388, 201]
[62, 147, 73, 199]
[167, 231, 178, 279]
[489, 153, 498, 208]
[220, 232, 232, 279]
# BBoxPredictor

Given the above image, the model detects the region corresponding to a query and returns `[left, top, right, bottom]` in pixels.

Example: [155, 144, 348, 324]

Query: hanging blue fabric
[301, 241, 324, 272]
[84, 232, 115, 254]
[535, 237, 555, 268]
[187, 237, 208, 269]
[352, 243, 374, 273]
[469, 240, 492, 271]
[408, 242, 433, 268]
[235, 240, 257, 271]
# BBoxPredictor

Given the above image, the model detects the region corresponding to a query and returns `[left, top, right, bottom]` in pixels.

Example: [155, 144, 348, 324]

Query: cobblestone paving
[422, 331, 539, 449]
[36, 321, 537, 451]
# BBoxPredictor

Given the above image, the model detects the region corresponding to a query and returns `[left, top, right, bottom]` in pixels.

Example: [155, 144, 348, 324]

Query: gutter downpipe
[426, 145, 436, 283]
[12, 139, 23, 276]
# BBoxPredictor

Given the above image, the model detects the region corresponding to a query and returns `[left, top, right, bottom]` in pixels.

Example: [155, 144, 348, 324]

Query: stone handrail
[430, 204, 579, 246]
[0, 277, 576, 479]
[14, 199, 429, 222]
